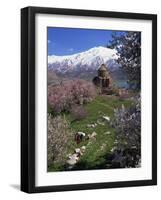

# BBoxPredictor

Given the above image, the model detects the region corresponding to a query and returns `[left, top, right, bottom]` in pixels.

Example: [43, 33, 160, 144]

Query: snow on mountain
[48, 46, 119, 74]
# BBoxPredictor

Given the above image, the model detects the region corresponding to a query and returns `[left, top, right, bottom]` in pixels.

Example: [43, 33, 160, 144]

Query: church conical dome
[98, 64, 109, 78]
[98, 64, 107, 72]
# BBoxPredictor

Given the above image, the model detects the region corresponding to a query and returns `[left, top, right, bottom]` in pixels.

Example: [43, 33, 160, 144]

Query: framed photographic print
[21, 6, 157, 193]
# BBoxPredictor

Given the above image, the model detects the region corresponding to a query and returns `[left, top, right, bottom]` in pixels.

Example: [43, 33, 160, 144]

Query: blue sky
[47, 27, 123, 56]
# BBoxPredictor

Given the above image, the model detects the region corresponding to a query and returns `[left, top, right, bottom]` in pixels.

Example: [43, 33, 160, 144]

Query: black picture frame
[21, 6, 157, 193]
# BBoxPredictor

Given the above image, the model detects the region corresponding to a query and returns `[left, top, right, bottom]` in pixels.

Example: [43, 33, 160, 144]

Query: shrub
[47, 114, 74, 167]
[111, 94, 141, 168]
[48, 79, 97, 114]
[70, 105, 87, 121]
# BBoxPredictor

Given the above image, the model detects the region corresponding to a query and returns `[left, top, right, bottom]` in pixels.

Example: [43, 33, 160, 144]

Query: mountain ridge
[48, 46, 119, 74]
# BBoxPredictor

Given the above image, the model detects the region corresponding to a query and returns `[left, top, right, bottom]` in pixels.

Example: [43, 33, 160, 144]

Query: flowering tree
[47, 114, 74, 167]
[48, 79, 97, 114]
[107, 31, 141, 89]
[111, 94, 141, 167]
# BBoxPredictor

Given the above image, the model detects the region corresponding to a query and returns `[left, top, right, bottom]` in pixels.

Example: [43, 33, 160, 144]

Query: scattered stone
[110, 147, 116, 152]
[91, 131, 97, 138]
[71, 153, 79, 160]
[104, 131, 111, 135]
[100, 143, 106, 150]
[67, 153, 79, 165]
[97, 120, 105, 125]
[74, 153, 80, 160]
[87, 123, 97, 128]
[75, 148, 82, 155]
[81, 146, 86, 152]
[81, 146, 86, 149]
[102, 116, 110, 122]
[87, 132, 97, 140]
[67, 145, 87, 167]
[67, 158, 77, 165]
[67, 154, 72, 159]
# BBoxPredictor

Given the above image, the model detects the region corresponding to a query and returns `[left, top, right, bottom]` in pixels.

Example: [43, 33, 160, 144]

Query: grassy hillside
[48, 95, 133, 171]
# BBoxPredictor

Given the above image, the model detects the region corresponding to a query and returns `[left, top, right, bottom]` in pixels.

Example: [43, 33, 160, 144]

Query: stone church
[93, 64, 113, 93]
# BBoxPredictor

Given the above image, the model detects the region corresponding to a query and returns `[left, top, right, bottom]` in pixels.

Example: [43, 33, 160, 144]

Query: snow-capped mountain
[48, 46, 119, 75]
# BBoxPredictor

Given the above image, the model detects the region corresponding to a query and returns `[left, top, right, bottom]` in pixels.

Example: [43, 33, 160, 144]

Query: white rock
[72, 153, 79, 160]
[102, 116, 110, 121]
[81, 146, 86, 150]
[87, 134, 91, 139]
[91, 132, 97, 138]
[100, 143, 106, 150]
[110, 147, 116, 152]
[75, 148, 81, 154]
[87, 132, 97, 140]
[97, 120, 105, 125]
[67, 158, 77, 165]
[68, 154, 72, 159]
[87, 123, 97, 128]
[81, 146, 86, 151]
[104, 131, 111, 135]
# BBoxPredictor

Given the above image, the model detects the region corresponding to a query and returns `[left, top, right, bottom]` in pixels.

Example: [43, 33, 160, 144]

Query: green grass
[49, 95, 133, 171]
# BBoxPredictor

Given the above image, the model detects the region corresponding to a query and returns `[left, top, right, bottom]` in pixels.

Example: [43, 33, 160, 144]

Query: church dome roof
[98, 64, 107, 71]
